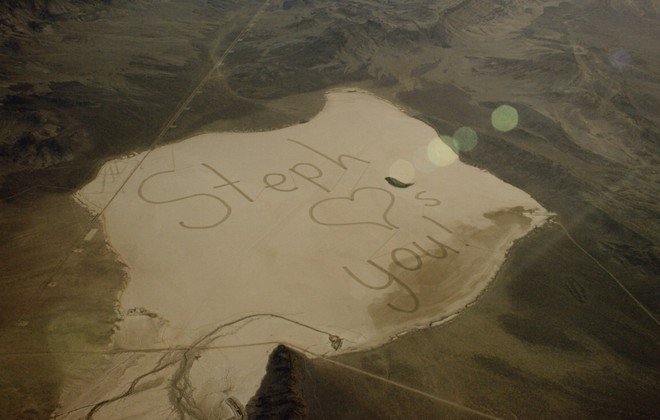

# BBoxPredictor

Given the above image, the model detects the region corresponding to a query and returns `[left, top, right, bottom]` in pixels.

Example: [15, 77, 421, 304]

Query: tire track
[16, 0, 272, 327]
[557, 219, 659, 326]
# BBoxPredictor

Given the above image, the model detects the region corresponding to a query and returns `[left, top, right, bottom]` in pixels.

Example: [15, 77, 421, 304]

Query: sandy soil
[2, 1, 657, 418]
[61, 90, 548, 418]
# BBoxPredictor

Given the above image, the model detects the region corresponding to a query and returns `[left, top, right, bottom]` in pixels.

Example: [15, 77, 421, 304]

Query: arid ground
[1, 0, 658, 418]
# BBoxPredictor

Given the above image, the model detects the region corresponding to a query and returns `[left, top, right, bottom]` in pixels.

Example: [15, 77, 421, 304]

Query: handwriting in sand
[137, 138, 458, 312]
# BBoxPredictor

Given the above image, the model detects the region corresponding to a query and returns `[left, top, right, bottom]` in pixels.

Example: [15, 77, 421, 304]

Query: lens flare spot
[389, 159, 415, 183]
[452, 127, 478, 151]
[412, 146, 438, 174]
[491, 105, 519, 132]
[427, 137, 458, 167]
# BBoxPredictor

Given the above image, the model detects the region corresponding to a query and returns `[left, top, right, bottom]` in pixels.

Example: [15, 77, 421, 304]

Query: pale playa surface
[62, 90, 548, 418]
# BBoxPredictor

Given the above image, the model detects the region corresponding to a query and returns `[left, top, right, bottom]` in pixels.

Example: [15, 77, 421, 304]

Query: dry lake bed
[61, 90, 549, 418]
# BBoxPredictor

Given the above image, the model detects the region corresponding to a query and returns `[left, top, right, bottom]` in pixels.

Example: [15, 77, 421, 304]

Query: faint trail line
[349, 163, 369, 190]
[557, 220, 659, 326]
[46, 313, 501, 419]
[369, 229, 399, 259]
[286, 343, 502, 420]
[2, 341, 284, 357]
[47, 342, 281, 419]
[51, 312, 338, 419]
[15, 0, 272, 325]
[189, 313, 341, 345]
[50, 335, 500, 419]
[84, 353, 178, 420]
[91, 0, 271, 223]
[2, 184, 74, 201]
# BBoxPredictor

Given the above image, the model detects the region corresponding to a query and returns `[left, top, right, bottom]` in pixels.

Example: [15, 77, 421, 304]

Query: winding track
[52, 312, 501, 420]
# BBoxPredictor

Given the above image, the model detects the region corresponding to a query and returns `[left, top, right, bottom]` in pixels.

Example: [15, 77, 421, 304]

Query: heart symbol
[309, 187, 399, 230]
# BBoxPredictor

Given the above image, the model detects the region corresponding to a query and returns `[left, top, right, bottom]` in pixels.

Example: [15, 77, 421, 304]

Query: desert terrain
[0, 0, 658, 418]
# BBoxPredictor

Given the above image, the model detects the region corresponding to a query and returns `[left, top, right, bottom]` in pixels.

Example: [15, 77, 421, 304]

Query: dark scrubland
[0, 0, 658, 418]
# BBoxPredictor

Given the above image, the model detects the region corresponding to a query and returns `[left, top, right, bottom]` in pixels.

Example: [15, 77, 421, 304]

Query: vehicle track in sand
[14, 0, 273, 329]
